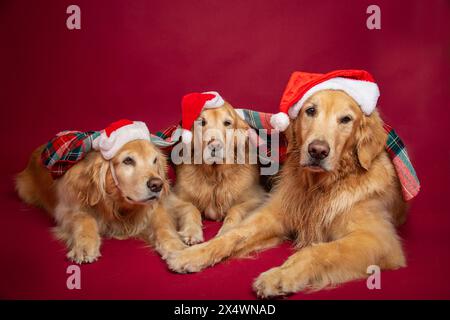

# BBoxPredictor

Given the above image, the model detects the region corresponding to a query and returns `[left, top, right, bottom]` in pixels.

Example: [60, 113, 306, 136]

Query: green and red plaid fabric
[41, 110, 420, 201]
[41, 130, 101, 179]
[152, 124, 182, 149]
[383, 124, 420, 201]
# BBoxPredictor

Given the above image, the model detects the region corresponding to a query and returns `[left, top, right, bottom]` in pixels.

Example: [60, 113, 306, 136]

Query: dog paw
[157, 242, 188, 261]
[216, 223, 236, 237]
[178, 226, 204, 246]
[253, 267, 307, 299]
[67, 242, 101, 264]
[166, 244, 209, 273]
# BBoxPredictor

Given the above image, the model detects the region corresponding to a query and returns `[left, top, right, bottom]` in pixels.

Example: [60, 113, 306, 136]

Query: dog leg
[146, 204, 188, 260]
[166, 201, 284, 273]
[253, 206, 406, 298]
[63, 213, 101, 264]
[216, 198, 262, 236]
[168, 195, 204, 246]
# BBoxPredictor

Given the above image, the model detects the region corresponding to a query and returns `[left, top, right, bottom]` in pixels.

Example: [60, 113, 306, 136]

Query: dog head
[89, 139, 169, 206]
[191, 102, 249, 164]
[288, 89, 386, 173]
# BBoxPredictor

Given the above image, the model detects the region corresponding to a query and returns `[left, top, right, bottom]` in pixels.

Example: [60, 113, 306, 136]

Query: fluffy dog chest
[200, 177, 238, 220]
[183, 165, 255, 220]
[96, 205, 152, 239]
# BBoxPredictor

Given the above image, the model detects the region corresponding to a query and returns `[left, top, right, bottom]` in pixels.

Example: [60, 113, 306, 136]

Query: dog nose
[147, 178, 163, 193]
[208, 139, 223, 151]
[308, 140, 330, 160]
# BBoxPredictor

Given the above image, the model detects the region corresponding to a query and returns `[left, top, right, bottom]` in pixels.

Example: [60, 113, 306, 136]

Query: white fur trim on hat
[270, 112, 290, 131]
[92, 121, 150, 160]
[288, 77, 380, 119]
[181, 129, 193, 144]
[203, 91, 225, 108]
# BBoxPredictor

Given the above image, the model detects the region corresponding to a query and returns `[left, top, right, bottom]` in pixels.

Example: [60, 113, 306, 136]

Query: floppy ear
[227, 104, 251, 151]
[87, 157, 108, 206]
[284, 118, 299, 154]
[229, 105, 250, 131]
[355, 111, 387, 170]
[155, 151, 170, 196]
[157, 151, 169, 179]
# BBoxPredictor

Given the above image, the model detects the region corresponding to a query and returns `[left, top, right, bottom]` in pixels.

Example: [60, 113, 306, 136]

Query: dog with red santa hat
[167, 70, 410, 299]
[166, 91, 266, 245]
[16, 119, 187, 263]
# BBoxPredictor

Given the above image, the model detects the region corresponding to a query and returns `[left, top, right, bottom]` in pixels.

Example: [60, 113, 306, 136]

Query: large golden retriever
[16, 140, 186, 263]
[168, 101, 266, 245]
[167, 90, 407, 298]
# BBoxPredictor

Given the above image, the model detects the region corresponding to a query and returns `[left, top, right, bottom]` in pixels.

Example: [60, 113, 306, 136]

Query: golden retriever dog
[168, 101, 266, 245]
[16, 140, 186, 263]
[166, 90, 407, 298]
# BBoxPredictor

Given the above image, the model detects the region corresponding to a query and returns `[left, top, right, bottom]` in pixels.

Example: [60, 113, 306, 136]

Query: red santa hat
[180, 91, 225, 144]
[270, 69, 380, 131]
[92, 119, 151, 159]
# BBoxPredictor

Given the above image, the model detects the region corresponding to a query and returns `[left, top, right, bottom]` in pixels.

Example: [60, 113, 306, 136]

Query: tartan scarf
[41, 109, 420, 201]
[41, 130, 100, 179]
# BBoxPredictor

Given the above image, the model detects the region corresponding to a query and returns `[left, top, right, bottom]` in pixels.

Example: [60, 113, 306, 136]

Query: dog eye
[153, 157, 157, 164]
[123, 157, 135, 165]
[339, 116, 353, 124]
[305, 106, 316, 117]
[199, 118, 207, 127]
[224, 120, 232, 127]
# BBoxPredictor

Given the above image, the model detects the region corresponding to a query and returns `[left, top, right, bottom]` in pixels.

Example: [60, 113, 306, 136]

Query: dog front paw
[178, 226, 204, 246]
[67, 243, 101, 264]
[253, 267, 308, 299]
[166, 244, 210, 273]
[156, 241, 188, 261]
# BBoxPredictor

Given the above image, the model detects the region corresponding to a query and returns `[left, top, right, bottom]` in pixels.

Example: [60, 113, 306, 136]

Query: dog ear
[355, 111, 387, 170]
[87, 157, 108, 206]
[231, 106, 250, 131]
[155, 152, 171, 197]
[284, 118, 298, 154]
[226, 104, 251, 152]
[157, 151, 169, 179]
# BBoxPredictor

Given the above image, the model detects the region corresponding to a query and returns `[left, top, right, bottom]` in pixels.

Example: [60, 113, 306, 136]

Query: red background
[1, 0, 449, 299]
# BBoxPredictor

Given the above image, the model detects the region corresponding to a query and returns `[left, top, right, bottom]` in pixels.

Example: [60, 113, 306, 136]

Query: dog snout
[207, 139, 223, 157]
[147, 178, 163, 193]
[308, 140, 330, 160]
[207, 139, 223, 151]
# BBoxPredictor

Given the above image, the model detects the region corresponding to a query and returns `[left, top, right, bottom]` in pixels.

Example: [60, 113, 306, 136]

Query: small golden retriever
[16, 140, 186, 263]
[168, 101, 266, 245]
[167, 90, 407, 298]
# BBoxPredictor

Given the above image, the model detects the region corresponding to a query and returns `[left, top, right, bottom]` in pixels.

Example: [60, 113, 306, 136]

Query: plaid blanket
[41, 130, 100, 179]
[383, 124, 420, 201]
[41, 110, 420, 201]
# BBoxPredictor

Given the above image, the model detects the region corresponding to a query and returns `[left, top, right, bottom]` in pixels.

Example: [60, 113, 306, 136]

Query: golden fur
[16, 140, 186, 263]
[166, 90, 408, 298]
[168, 102, 266, 245]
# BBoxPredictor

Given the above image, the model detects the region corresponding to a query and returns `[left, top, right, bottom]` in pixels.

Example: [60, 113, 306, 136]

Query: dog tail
[15, 145, 56, 213]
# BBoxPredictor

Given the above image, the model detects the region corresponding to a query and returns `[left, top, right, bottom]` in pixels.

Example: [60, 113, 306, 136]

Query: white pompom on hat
[92, 119, 151, 160]
[270, 69, 380, 131]
[180, 91, 225, 144]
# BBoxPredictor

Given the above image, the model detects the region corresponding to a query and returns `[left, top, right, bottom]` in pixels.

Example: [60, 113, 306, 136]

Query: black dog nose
[208, 139, 223, 157]
[147, 178, 163, 193]
[308, 140, 330, 160]
[208, 139, 223, 151]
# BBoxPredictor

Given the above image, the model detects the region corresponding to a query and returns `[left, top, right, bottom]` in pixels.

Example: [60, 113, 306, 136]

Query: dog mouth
[204, 152, 225, 164]
[125, 194, 160, 204]
[302, 160, 328, 172]
[304, 165, 325, 172]
[205, 157, 224, 164]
